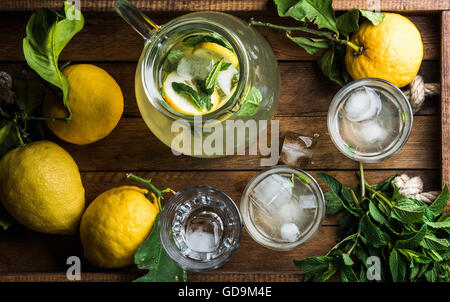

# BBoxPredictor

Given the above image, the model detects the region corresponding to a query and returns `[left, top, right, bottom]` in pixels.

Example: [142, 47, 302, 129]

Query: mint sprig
[295, 166, 450, 282]
[251, 0, 384, 86]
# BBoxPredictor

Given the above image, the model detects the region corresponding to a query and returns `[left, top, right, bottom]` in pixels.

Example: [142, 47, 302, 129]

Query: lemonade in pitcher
[116, 1, 280, 157]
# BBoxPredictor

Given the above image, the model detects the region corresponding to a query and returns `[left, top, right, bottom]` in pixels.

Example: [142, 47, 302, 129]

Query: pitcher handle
[114, 0, 159, 40]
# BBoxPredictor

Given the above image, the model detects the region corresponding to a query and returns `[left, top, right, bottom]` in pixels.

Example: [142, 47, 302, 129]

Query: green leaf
[410, 264, 420, 281]
[424, 263, 438, 282]
[134, 214, 186, 282]
[438, 212, 450, 222]
[171, 82, 204, 109]
[0, 122, 13, 146]
[231, 73, 239, 88]
[339, 211, 359, 239]
[360, 214, 389, 248]
[389, 249, 407, 282]
[340, 265, 358, 282]
[397, 249, 431, 264]
[391, 199, 425, 224]
[341, 187, 363, 216]
[336, 9, 384, 38]
[182, 34, 230, 49]
[425, 220, 450, 229]
[395, 224, 427, 249]
[296, 173, 310, 185]
[275, 0, 339, 33]
[286, 35, 330, 55]
[426, 249, 443, 262]
[317, 173, 342, 195]
[220, 62, 231, 71]
[359, 10, 385, 25]
[317, 46, 346, 86]
[13, 79, 46, 115]
[23, 2, 84, 120]
[374, 175, 397, 193]
[336, 9, 360, 37]
[237, 86, 262, 116]
[321, 261, 339, 281]
[0, 121, 21, 159]
[391, 184, 403, 201]
[420, 234, 449, 251]
[428, 185, 449, 217]
[167, 49, 184, 67]
[368, 201, 388, 224]
[324, 191, 344, 215]
[342, 253, 354, 266]
[294, 256, 331, 274]
[205, 58, 225, 91]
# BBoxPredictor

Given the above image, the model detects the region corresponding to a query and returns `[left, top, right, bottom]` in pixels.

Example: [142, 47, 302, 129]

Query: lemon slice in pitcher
[193, 42, 239, 68]
[163, 71, 220, 115]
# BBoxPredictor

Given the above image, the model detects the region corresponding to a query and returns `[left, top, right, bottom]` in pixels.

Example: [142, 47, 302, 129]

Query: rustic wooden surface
[0, 2, 445, 282]
[1, 0, 450, 12]
[441, 11, 450, 191]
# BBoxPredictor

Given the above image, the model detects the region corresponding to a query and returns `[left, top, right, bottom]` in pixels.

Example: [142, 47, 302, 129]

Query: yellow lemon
[345, 13, 423, 87]
[0, 141, 85, 234]
[80, 186, 159, 268]
[163, 71, 221, 115]
[193, 42, 239, 68]
[44, 64, 124, 145]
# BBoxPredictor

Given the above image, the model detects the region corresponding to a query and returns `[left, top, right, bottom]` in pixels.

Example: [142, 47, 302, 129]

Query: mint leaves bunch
[295, 167, 450, 282]
[250, 0, 384, 86]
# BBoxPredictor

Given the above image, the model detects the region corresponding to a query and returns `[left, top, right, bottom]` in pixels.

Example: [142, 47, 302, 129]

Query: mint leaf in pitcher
[237, 86, 262, 116]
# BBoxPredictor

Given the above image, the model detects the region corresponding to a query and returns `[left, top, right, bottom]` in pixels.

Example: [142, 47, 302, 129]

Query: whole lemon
[0, 141, 85, 234]
[44, 64, 124, 145]
[80, 186, 158, 268]
[345, 13, 423, 87]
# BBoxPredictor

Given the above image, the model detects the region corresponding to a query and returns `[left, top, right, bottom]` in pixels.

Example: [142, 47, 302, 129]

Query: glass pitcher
[115, 0, 280, 157]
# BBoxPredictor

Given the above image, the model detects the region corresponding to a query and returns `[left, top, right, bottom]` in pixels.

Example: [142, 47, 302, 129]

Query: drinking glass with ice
[241, 166, 326, 251]
[328, 78, 413, 163]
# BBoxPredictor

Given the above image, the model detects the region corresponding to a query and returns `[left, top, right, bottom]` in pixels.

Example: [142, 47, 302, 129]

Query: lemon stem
[14, 124, 24, 146]
[250, 19, 363, 55]
[126, 173, 173, 211]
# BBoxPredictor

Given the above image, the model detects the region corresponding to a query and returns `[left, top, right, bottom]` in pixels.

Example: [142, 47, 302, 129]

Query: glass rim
[240, 166, 326, 251]
[159, 185, 242, 271]
[327, 77, 414, 163]
[141, 12, 251, 123]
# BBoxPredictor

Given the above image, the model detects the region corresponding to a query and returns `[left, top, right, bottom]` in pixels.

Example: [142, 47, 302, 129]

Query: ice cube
[279, 132, 318, 168]
[249, 174, 293, 216]
[300, 194, 317, 209]
[359, 120, 388, 144]
[344, 87, 382, 122]
[280, 222, 301, 242]
[177, 55, 214, 80]
[216, 65, 238, 95]
[278, 198, 304, 223]
[185, 225, 219, 253]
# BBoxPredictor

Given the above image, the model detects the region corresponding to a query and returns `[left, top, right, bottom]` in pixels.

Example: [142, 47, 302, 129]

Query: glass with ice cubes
[159, 186, 242, 271]
[240, 166, 326, 251]
[328, 78, 413, 163]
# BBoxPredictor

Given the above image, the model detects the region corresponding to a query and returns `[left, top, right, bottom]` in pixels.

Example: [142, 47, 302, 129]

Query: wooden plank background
[441, 12, 450, 188]
[1, 0, 450, 12]
[0, 1, 445, 282]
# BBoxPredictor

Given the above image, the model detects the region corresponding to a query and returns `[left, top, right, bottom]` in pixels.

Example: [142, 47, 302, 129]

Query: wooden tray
[0, 0, 448, 282]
